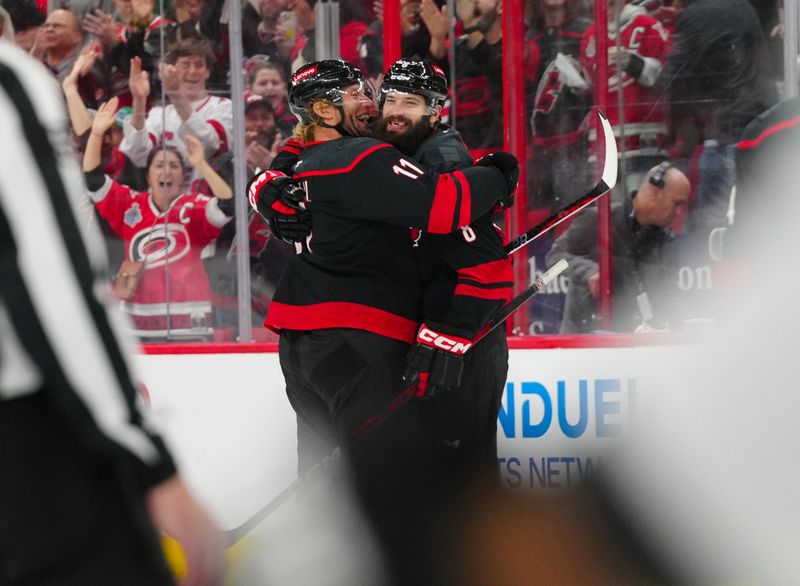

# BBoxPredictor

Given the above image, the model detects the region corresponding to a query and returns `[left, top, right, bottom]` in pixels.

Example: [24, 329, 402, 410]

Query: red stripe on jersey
[428, 174, 458, 233]
[294, 143, 393, 178]
[453, 283, 513, 301]
[265, 301, 417, 343]
[457, 258, 514, 285]
[208, 119, 228, 155]
[454, 170, 472, 227]
[738, 115, 800, 150]
[195, 96, 213, 112]
[282, 138, 305, 154]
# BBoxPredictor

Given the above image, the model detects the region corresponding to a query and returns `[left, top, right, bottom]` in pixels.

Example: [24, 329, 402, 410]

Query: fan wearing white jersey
[121, 39, 232, 187]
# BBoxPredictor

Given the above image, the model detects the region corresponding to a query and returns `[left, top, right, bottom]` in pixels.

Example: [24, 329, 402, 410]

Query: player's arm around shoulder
[341, 139, 512, 232]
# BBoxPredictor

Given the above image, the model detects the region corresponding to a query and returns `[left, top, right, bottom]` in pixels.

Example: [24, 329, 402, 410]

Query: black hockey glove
[402, 324, 471, 400]
[476, 151, 520, 208]
[247, 170, 312, 245]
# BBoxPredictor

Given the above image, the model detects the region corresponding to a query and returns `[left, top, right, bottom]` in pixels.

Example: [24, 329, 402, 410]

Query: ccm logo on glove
[417, 327, 472, 354]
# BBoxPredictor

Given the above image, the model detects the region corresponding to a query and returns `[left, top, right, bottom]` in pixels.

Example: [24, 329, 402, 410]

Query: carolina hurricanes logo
[129, 223, 191, 268]
[534, 65, 562, 115]
[432, 64, 445, 78]
[455, 77, 491, 117]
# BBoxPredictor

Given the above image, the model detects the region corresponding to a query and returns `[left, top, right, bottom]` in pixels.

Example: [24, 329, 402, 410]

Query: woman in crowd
[245, 55, 296, 136]
[83, 96, 234, 342]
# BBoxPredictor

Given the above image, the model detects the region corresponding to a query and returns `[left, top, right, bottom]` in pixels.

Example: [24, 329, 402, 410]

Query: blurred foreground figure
[0, 43, 226, 586]
[599, 98, 800, 583]
[437, 99, 800, 585]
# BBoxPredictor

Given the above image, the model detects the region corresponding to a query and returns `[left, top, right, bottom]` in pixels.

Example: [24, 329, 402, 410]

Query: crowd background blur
[0, 0, 789, 341]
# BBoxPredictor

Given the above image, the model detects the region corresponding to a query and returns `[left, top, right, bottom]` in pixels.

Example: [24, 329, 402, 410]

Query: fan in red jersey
[84, 97, 235, 342]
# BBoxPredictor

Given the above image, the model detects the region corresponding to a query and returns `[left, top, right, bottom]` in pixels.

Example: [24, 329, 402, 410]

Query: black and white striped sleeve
[0, 44, 176, 489]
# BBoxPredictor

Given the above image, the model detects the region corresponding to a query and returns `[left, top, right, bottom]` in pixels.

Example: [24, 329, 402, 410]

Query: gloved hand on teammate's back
[402, 324, 471, 400]
[475, 151, 519, 208]
[247, 170, 312, 245]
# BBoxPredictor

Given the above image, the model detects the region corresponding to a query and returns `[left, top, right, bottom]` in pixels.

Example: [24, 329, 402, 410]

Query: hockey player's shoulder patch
[414, 127, 473, 172]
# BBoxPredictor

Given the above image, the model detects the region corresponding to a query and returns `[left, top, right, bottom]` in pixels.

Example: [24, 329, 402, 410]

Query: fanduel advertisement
[497, 346, 681, 489]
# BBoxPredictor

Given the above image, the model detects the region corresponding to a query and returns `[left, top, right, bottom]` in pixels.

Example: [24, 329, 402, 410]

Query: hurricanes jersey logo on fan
[130, 223, 191, 268]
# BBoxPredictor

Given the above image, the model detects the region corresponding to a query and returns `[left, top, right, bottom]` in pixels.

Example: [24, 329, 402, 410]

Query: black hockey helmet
[379, 59, 448, 112]
[288, 59, 372, 124]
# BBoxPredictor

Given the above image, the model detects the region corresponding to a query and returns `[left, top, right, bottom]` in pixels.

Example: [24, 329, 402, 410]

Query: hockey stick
[227, 110, 618, 545]
[504, 109, 618, 255]
[225, 260, 567, 546]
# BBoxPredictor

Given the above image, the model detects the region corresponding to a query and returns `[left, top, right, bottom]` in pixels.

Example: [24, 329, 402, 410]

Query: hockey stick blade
[225, 259, 569, 546]
[504, 110, 618, 255]
[226, 447, 343, 545]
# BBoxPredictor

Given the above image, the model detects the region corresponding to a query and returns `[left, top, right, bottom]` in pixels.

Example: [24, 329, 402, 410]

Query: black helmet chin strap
[318, 105, 351, 136]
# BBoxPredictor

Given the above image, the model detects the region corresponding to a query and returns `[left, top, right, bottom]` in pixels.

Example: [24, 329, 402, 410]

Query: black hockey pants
[278, 328, 449, 585]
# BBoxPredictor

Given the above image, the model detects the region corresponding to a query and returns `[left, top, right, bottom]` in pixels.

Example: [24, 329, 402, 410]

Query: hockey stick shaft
[226, 260, 568, 545]
[504, 110, 618, 256]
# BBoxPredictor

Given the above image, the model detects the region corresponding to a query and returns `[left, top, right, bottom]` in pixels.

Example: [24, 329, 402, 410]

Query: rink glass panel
[77, 0, 790, 342]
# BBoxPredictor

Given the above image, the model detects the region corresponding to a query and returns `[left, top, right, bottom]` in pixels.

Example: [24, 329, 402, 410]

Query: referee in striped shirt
[0, 43, 225, 585]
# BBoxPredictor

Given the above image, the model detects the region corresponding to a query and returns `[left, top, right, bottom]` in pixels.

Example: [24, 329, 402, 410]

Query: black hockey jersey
[411, 127, 513, 340]
[264, 137, 509, 343]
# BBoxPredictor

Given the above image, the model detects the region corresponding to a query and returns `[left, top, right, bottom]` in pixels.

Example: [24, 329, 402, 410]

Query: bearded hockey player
[373, 59, 513, 476]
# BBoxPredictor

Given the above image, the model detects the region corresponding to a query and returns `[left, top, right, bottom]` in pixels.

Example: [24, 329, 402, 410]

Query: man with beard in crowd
[371, 59, 512, 479]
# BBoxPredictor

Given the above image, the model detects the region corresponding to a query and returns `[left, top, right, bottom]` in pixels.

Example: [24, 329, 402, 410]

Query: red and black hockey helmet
[379, 59, 448, 111]
[288, 59, 372, 123]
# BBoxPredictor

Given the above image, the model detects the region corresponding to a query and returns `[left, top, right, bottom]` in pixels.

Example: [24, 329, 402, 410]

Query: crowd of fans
[0, 0, 786, 340]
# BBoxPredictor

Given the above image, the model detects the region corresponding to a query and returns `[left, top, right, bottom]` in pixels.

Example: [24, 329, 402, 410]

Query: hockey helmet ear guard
[379, 59, 448, 113]
[288, 59, 370, 123]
